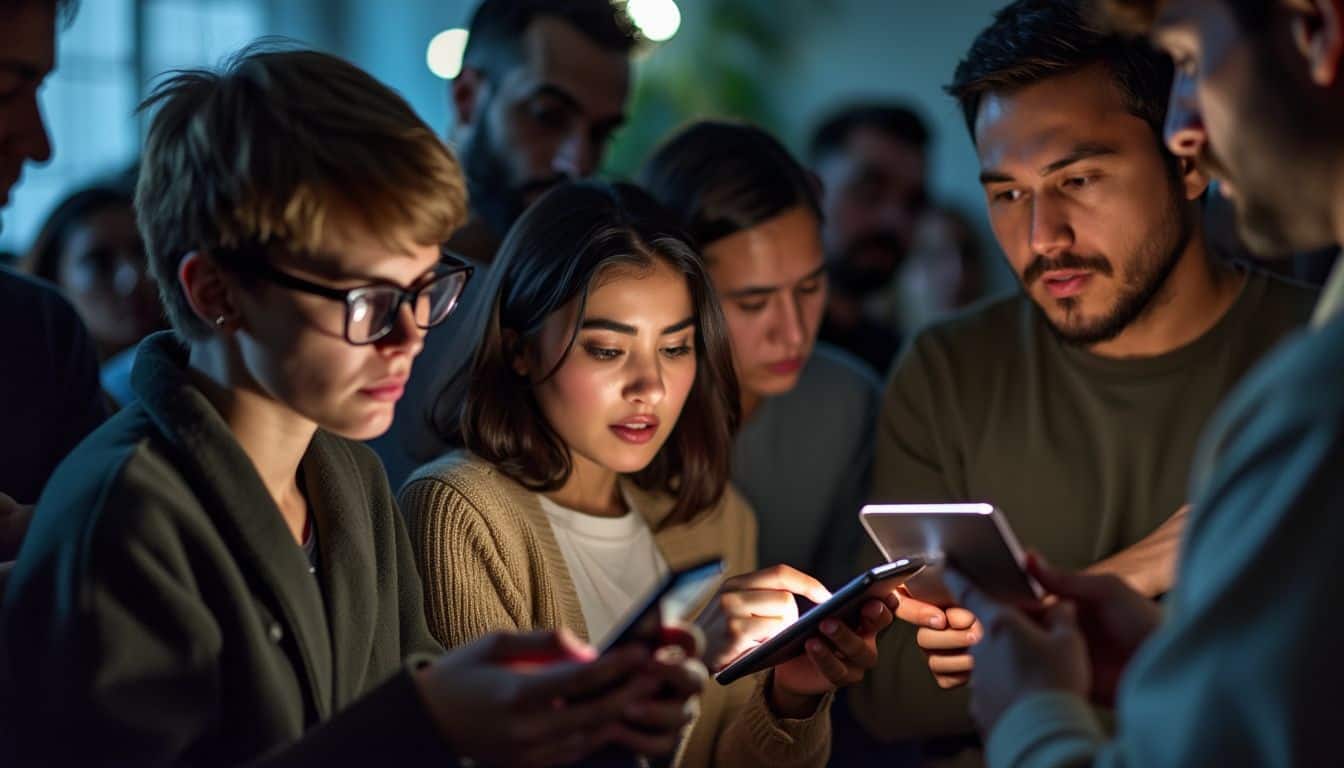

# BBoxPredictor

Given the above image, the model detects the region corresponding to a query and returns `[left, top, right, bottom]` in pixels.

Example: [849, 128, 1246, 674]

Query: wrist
[766, 671, 821, 719]
[411, 662, 460, 750]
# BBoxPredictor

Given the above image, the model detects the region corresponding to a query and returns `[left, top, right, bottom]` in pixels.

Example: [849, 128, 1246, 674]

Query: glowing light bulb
[627, 0, 681, 43]
[426, 28, 469, 80]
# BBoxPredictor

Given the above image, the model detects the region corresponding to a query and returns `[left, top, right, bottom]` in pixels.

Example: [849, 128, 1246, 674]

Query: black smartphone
[597, 558, 724, 654]
[713, 557, 924, 686]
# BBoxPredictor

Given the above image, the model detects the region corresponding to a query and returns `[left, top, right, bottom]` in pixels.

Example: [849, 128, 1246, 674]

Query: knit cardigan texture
[400, 451, 832, 768]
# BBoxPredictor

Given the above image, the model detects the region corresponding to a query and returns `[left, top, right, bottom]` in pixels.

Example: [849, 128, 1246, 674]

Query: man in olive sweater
[954, 0, 1344, 764]
[850, 1, 1317, 761]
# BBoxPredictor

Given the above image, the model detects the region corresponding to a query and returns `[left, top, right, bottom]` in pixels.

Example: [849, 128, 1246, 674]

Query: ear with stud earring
[214, 315, 227, 328]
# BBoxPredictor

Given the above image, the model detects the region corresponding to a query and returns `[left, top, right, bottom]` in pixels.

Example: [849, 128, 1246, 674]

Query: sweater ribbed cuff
[738, 672, 834, 765]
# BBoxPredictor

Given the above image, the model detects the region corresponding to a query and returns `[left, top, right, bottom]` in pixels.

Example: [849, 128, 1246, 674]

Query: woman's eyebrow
[579, 316, 697, 335]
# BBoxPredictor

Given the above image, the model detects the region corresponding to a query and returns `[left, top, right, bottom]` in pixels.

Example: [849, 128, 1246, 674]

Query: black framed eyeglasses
[242, 249, 474, 345]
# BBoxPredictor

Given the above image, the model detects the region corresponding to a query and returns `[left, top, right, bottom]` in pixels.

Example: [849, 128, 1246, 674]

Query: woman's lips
[765, 357, 804, 376]
[610, 415, 659, 445]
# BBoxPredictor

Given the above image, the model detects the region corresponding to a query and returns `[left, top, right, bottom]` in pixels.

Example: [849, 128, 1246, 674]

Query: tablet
[860, 503, 1043, 607]
[597, 558, 724, 654]
[713, 557, 925, 686]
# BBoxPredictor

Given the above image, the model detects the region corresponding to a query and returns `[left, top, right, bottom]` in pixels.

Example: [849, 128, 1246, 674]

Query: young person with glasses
[0, 46, 700, 767]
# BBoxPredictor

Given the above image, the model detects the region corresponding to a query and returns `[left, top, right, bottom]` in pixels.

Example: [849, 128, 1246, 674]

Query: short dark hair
[948, 0, 1175, 145]
[433, 180, 740, 527]
[641, 120, 820, 249]
[807, 104, 930, 163]
[462, 0, 641, 77]
[25, 184, 135, 284]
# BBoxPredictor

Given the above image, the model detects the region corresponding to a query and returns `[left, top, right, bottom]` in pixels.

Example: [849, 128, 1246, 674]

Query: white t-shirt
[538, 490, 669, 643]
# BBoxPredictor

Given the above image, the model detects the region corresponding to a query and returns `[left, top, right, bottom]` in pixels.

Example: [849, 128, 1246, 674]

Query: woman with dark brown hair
[402, 180, 896, 767]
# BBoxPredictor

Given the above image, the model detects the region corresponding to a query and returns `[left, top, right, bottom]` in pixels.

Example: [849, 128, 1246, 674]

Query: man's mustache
[1022, 251, 1113, 285]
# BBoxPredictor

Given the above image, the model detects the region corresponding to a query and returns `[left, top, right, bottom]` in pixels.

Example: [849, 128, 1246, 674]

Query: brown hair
[433, 181, 740, 527]
[135, 42, 468, 340]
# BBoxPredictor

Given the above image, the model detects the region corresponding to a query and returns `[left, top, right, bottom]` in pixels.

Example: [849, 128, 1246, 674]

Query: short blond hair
[136, 43, 468, 339]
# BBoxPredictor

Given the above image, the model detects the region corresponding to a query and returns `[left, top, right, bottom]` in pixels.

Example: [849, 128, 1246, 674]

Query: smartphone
[713, 557, 925, 686]
[597, 558, 724, 654]
[860, 503, 1043, 607]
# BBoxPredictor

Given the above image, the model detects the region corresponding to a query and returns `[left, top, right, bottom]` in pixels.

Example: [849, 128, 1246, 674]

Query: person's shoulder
[31, 405, 198, 558]
[1246, 267, 1320, 323]
[0, 266, 94, 356]
[401, 450, 530, 514]
[0, 265, 84, 332]
[0, 265, 66, 307]
[803, 343, 882, 397]
[1207, 310, 1344, 452]
[910, 291, 1029, 350]
[895, 290, 1031, 375]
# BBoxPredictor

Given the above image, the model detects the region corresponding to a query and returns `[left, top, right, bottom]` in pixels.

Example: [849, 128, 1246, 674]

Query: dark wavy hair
[431, 180, 740, 526]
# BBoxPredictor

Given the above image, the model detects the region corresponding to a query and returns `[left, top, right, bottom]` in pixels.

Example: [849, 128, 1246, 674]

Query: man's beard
[460, 112, 567, 241]
[1027, 197, 1192, 347]
[828, 232, 907, 298]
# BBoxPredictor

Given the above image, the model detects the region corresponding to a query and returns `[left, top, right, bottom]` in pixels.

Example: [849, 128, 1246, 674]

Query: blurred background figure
[888, 205, 987, 335]
[809, 103, 931, 374]
[1, 0, 107, 557]
[24, 181, 163, 404]
[446, 0, 638, 266]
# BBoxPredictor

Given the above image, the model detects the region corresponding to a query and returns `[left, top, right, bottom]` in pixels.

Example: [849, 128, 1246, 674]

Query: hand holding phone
[696, 564, 899, 717]
[713, 558, 924, 685]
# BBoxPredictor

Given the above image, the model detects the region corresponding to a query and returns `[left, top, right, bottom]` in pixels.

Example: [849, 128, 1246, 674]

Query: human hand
[608, 625, 708, 756]
[696, 565, 894, 718]
[888, 584, 982, 688]
[1030, 557, 1162, 705]
[944, 570, 1089, 735]
[415, 630, 690, 767]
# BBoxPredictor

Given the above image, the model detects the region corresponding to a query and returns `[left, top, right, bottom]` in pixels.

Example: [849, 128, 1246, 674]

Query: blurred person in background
[809, 103, 933, 374]
[372, 0, 641, 488]
[889, 205, 988, 335]
[0, 0, 107, 568]
[25, 182, 164, 404]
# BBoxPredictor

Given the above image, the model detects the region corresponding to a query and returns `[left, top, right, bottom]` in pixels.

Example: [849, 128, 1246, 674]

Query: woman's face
[58, 204, 162, 354]
[703, 205, 827, 400]
[226, 224, 443, 441]
[526, 257, 698, 478]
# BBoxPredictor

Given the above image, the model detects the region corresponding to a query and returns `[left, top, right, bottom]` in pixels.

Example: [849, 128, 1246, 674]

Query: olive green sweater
[401, 451, 833, 768]
[0, 332, 454, 766]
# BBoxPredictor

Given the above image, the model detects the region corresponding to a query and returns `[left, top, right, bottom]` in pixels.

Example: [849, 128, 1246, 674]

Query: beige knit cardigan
[400, 451, 832, 768]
